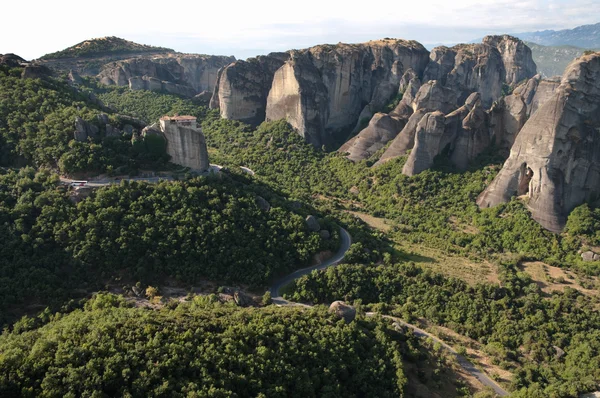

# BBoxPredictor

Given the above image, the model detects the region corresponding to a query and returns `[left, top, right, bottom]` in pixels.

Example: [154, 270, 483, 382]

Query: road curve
[269, 227, 508, 396]
[270, 227, 352, 305]
[367, 313, 509, 396]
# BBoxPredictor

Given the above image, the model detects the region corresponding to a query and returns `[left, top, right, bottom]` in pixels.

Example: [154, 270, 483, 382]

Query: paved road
[270, 227, 352, 305]
[270, 228, 509, 396]
[59, 163, 248, 187]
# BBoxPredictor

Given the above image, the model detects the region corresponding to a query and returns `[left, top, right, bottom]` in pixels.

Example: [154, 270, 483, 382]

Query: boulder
[319, 229, 331, 240]
[305, 215, 321, 232]
[233, 290, 253, 307]
[105, 124, 121, 137]
[329, 301, 356, 323]
[581, 251, 600, 262]
[477, 53, 600, 232]
[255, 196, 271, 212]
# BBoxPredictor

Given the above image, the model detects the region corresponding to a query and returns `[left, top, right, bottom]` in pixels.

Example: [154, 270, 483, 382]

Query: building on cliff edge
[159, 115, 209, 172]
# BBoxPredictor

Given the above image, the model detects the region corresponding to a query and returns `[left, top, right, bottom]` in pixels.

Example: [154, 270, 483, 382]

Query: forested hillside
[0, 168, 335, 325]
[0, 295, 407, 397]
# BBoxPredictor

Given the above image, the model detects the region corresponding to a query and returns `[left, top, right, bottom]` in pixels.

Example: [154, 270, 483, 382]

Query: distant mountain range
[515, 22, 600, 48]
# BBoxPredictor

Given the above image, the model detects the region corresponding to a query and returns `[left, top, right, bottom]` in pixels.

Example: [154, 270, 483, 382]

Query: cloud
[1, 0, 599, 59]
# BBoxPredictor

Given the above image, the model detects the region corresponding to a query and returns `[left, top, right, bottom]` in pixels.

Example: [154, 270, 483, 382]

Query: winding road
[269, 227, 509, 396]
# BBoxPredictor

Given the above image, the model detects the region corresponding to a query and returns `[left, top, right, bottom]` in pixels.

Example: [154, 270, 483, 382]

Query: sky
[2, 0, 599, 60]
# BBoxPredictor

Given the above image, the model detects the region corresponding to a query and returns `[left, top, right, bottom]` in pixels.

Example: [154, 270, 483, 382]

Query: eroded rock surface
[210, 55, 287, 125]
[159, 116, 209, 171]
[477, 52, 600, 232]
[98, 54, 235, 96]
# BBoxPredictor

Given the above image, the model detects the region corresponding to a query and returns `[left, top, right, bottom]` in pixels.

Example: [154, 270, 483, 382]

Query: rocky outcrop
[74, 117, 99, 142]
[489, 75, 559, 149]
[159, 116, 209, 172]
[401, 93, 491, 175]
[374, 81, 457, 165]
[423, 35, 536, 107]
[338, 113, 406, 162]
[98, 54, 235, 96]
[402, 111, 447, 175]
[477, 52, 600, 232]
[128, 75, 196, 97]
[305, 215, 321, 232]
[210, 55, 287, 125]
[262, 39, 430, 147]
[329, 301, 356, 323]
[21, 64, 53, 80]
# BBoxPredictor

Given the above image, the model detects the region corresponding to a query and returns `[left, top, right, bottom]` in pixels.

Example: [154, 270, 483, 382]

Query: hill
[525, 41, 597, 77]
[40, 36, 173, 60]
[515, 22, 600, 48]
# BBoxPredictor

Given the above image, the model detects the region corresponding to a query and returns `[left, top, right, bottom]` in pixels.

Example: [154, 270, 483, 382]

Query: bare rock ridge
[211, 39, 430, 147]
[159, 116, 209, 172]
[97, 54, 235, 96]
[341, 35, 538, 163]
[477, 52, 600, 232]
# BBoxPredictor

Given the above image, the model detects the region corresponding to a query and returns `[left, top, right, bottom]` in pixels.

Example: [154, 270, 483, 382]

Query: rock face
[98, 54, 235, 96]
[159, 116, 209, 171]
[477, 53, 600, 232]
[329, 301, 356, 323]
[489, 75, 560, 149]
[261, 40, 430, 147]
[74, 117, 99, 142]
[128, 75, 196, 97]
[338, 113, 405, 162]
[305, 215, 321, 232]
[209, 55, 287, 125]
[423, 35, 536, 107]
[21, 64, 53, 80]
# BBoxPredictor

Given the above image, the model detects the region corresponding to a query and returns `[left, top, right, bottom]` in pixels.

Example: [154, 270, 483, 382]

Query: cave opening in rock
[518, 163, 534, 195]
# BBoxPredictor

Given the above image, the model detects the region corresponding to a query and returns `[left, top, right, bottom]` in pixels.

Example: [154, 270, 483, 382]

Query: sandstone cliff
[477, 52, 600, 232]
[98, 54, 235, 96]
[423, 35, 537, 107]
[159, 116, 209, 171]
[209, 54, 287, 125]
[249, 39, 428, 147]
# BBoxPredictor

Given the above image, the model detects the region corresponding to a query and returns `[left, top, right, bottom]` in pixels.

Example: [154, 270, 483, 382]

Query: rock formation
[477, 52, 600, 232]
[328, 301, 356, 323]
[305, 215, 321, 232]
[338, 113, 406, 162]
[159, 116, 209, 172]
[98, 54, 235, 96]
[423, 35, 537, 107]
[210, 55, 287, 125]
[263, 40, 430, 147]
[21, 64, 53, 80]
[73, 117, 99, 142]
[208, 39, 429, 147]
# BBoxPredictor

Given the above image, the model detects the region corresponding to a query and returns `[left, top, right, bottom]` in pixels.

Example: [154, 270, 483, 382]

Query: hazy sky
[2, 0, 599, 60]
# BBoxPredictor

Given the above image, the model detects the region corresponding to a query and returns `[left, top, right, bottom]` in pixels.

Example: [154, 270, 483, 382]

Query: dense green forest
[0, 167, 336, 326]
[2, 59, 600, 396]
[0, 295, 408, 397]
[0, 66, 171, 175]
[287, 261, 600, 397]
